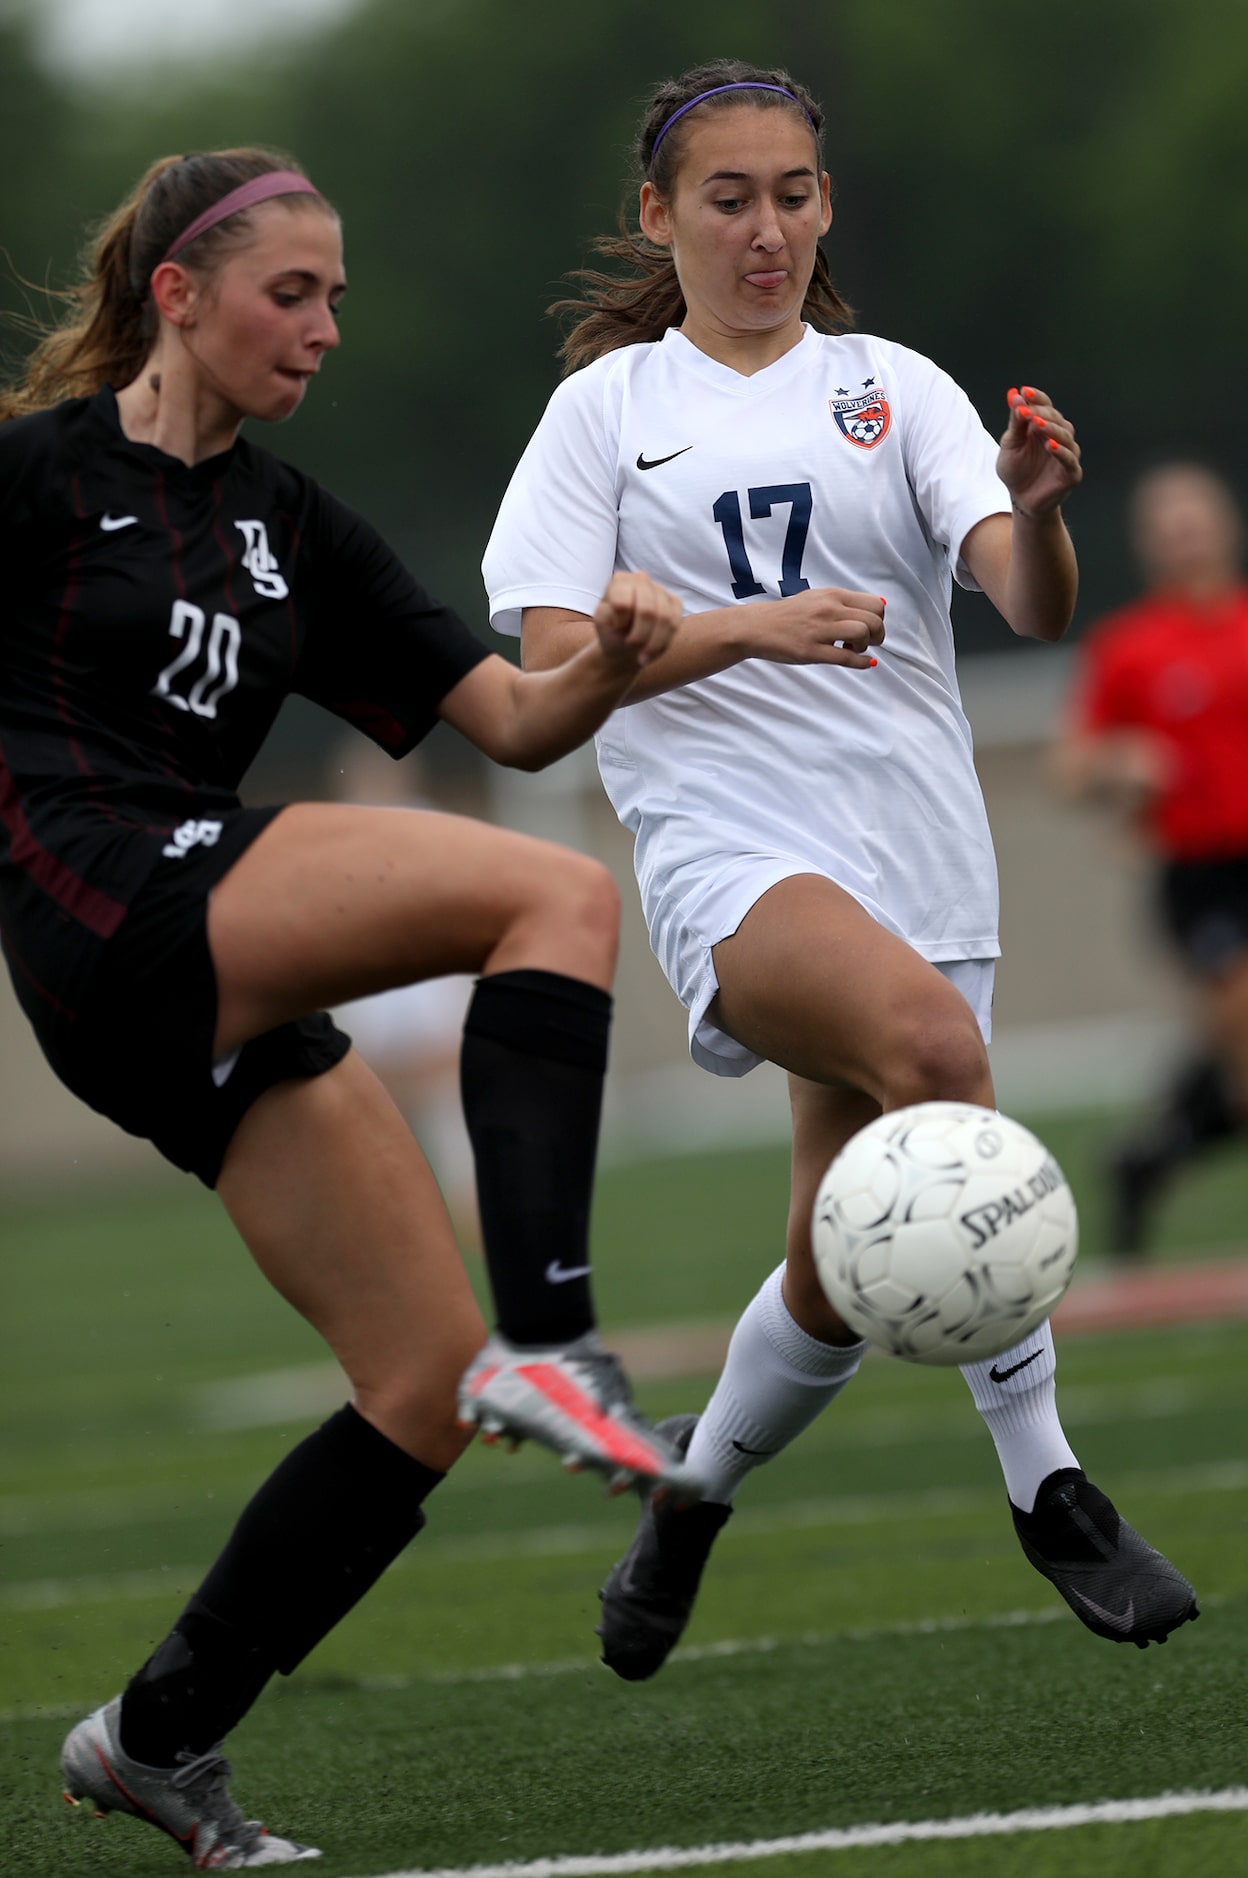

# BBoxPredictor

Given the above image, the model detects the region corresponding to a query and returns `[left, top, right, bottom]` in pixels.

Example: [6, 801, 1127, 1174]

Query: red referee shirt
[1069, 585, 1248, 860]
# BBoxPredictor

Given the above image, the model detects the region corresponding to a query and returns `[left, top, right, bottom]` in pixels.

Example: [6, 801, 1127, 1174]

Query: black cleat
[596, 1415, 731, 1681]
[1011, 1467, 1199, 1648]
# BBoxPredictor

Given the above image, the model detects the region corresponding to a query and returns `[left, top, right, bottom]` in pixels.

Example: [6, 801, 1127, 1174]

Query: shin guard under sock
[120, 1404, 442, 1762]
[460, 968, 611, 1346]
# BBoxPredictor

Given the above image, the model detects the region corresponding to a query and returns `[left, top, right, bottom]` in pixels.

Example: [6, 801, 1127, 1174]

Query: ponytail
[1, 147, 324, 422]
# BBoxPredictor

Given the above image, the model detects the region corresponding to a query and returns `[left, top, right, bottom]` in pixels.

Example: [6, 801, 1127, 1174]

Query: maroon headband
[161, 170, 323, 264]
[649, 83, 814, 163]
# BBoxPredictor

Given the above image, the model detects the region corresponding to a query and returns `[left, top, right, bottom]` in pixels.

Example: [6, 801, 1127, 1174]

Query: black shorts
[1158, 854, 1248, 976]
[32, 804, 350, 1187]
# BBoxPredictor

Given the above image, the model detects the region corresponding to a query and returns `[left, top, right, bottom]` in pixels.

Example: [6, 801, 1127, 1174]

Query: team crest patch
[829, 382, 892, 449]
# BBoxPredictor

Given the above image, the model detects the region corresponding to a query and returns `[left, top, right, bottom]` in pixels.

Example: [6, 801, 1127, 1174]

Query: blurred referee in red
[1057, 463, 1248, 1254]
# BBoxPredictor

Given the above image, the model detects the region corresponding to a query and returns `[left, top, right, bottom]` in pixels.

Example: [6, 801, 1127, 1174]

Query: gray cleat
[62, 1696, 320, 1868]
[1011, 1468, 1199, 1648]
[597, 1413, 732, 1680]
[458, 1331, 698, 1495]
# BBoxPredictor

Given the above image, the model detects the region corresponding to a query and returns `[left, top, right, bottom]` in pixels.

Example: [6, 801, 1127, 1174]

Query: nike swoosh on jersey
[100, 514, 139, 531]
[636, 447, 693, 471]
[545, 1259, 593, 1284]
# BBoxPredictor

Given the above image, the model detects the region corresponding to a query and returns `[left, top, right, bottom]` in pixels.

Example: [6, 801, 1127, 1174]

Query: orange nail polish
[1047, 438, 1060, 452]
[1022, 385, 1039, 398]
[868, 657, 878, 667]
[1033, 415, 1047, 427]
[1007, 387, 1020, 403]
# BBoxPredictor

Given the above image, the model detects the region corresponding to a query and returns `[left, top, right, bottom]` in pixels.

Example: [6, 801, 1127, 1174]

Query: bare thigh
[710, 873, 994, 1105]
[216, 1049, 485, 1472]
[711, 875, 996, 1340]
[207, 802, 619, 1057]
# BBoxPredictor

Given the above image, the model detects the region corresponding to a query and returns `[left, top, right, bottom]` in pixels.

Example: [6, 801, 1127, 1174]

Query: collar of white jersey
[659, 322, 820, 394]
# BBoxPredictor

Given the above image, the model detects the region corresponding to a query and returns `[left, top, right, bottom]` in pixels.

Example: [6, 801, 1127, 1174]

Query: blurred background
[5, 22, 1247, 1869]
[1, 0, 1245, 1206]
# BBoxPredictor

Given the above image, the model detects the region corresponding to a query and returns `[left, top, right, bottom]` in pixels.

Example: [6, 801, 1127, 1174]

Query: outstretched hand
[593, 571, 683, 669]
[997, 386, 1082, 519]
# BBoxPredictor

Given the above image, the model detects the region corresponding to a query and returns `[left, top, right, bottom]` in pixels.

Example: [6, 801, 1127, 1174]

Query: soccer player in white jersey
[484, 56, 1199, 1670]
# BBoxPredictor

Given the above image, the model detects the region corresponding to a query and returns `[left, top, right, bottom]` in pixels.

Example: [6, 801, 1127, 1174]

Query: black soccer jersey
[0, 387, 490, 991]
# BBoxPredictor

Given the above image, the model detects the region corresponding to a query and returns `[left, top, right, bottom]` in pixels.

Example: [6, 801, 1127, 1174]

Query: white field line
[0, 1607, 1066, 1725]
[184, 1357, 1226, 1438]
[368, 1605, 1071, 1689]
[4, 1598, 1232, 1729]
[1, 1374, 1219, 1540]
[346, 1789, 1248, 1878]
[3, 1458, 1246, 1615]
[0, 1373, 1231, 1538]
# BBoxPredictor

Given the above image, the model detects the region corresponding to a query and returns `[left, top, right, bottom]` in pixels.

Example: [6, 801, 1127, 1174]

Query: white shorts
[666, 856, 995, 1076]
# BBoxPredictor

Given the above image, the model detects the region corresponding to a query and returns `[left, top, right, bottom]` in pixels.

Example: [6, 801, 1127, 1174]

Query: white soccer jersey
[484, 325, 1011, 1073]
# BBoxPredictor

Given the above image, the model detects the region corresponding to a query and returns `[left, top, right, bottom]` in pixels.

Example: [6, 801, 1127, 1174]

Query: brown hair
[0, 147, 331, 422]
[551, 59, 852, 373]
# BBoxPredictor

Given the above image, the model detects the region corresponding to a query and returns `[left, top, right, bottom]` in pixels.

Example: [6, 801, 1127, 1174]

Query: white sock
[960, 1318, 1080, 1513]
[685, 1264, 867, 1505]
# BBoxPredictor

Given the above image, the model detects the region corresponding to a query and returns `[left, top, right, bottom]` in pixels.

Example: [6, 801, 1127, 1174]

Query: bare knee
[553, 851, 620, 953]
[490, 847, 620, 986]
[884, 996, 992, 1108]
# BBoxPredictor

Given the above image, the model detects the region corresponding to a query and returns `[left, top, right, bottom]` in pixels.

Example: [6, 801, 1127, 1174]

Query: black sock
[119, 1405, 442, 1763]
[1171, 1055, 1238, 1152]
[1134, 1054, 1238, 1170]
[460, 968, 611, 1346]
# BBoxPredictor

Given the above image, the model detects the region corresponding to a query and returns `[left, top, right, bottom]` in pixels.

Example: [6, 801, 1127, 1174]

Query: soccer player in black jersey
[1, 148, 687, 1868]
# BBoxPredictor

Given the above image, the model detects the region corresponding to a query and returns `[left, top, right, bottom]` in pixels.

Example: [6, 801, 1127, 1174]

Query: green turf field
[2, 1111, 1246, 1876]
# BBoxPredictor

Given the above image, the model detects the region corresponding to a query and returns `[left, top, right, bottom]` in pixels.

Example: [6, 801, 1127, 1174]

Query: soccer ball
[811, 1102, 1078, 1365]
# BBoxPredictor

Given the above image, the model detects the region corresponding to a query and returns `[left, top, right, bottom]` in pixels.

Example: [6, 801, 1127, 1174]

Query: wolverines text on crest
[829, 383, 892, 450]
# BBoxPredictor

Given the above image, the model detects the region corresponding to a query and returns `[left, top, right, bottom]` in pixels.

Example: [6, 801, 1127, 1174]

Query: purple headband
[161, 170, 323, 264]
[649, 82, 814, 162]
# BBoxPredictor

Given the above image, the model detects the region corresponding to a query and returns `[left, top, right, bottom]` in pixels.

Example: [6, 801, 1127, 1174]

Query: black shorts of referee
[1158, 852, 1248, 978]
[18, 805, 350, 1186]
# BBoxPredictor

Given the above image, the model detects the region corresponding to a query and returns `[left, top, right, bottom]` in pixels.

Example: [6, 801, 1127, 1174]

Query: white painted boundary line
[401, 1605, 1069, 1688]
[5, 1458, 1246, 1614]
[345, 1790, 1248, 1878]
[0, 1606, 1072, 1725]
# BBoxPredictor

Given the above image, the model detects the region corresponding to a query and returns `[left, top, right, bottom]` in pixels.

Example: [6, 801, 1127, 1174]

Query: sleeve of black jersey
[0, 410, 38, 539]
[294, 484, 491, 757]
